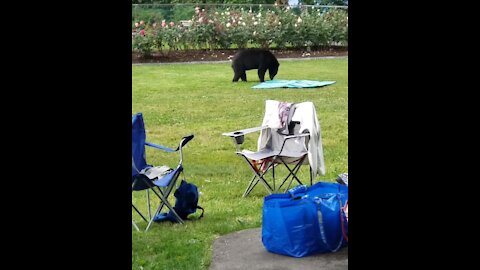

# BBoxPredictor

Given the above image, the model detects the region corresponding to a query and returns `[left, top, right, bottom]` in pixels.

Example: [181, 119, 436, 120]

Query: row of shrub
[132, 2, 347, 26]
[132, 5, 348, 56]
[132, 1, 347, 5]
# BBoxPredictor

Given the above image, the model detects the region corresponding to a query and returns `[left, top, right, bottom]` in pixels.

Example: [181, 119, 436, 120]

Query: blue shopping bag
[262, 182, 348, 258]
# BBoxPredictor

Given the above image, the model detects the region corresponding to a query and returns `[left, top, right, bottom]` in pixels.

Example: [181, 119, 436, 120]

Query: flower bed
[132, 47, 347, 63]
[132, 5, 348, 57]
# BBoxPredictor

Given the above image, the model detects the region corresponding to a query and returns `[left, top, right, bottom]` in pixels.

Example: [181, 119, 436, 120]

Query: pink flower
[169, 22, 174, 27]
[161, 20, 166, 27]
[139, 29, 145, 36]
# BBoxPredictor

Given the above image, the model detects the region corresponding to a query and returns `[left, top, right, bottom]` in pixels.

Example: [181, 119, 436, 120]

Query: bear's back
[232, 49, 277, 70]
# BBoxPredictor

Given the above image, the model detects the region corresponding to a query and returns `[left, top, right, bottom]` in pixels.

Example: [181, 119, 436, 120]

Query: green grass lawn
[132, 58, 348, 270]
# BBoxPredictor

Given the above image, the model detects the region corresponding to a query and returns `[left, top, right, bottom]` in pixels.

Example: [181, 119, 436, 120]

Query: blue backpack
[153, 180, 204, 223]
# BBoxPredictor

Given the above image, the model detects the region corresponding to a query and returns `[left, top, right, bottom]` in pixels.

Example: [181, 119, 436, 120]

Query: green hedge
[132, 5, 348, 56]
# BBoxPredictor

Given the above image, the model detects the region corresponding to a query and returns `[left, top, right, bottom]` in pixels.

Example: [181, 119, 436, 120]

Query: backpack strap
[196, 206, 204, 219]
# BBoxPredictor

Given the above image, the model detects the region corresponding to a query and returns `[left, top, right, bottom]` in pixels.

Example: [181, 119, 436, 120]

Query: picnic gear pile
[133, 99, 347, 257]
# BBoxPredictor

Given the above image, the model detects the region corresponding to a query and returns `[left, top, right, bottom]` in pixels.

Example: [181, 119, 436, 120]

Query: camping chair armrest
[178, 134, 194, 150]
[278, 133, 310, 155]
[177, 134, 194, 165]
[145, 142, 177, 152]
[222, 126, 269, 138]
[146, 134, 194, 153]
[222, 126, 269, 149]
[284, 133, 310, 140]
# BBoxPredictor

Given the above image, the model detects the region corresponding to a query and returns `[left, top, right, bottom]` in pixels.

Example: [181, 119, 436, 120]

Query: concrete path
[209, 228, 348, 270]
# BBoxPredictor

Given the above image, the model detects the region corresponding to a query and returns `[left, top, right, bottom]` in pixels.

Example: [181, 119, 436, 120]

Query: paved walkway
[209, 228, 348, 270]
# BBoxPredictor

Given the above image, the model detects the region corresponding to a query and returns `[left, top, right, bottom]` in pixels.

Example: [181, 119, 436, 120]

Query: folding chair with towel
[132, 112, 194, 231]
[223, 100, 325, 197]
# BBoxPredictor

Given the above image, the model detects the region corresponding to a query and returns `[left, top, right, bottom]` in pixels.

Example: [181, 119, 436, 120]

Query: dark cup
[233, 132, 245, 144]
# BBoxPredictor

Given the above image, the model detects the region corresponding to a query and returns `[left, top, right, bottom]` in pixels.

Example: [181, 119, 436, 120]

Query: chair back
[132, 113, 148, 177]
[258, 100, 325, 175]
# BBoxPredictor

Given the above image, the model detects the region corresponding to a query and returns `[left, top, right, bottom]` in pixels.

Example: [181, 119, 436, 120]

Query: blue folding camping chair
[132, 112, 194, 231]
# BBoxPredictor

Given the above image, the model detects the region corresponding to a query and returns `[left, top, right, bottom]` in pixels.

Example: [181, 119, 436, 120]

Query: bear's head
[269, 62, 280, 80]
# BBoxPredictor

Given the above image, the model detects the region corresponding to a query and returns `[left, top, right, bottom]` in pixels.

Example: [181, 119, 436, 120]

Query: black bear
[231, 49, 280, 82]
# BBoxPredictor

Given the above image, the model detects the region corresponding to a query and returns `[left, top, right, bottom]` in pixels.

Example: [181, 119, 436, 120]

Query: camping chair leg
[162, 176, 178, 205]
[260, 158, 276, 192]
[132, 178, 149, 222]
[147, 189, 151, 220]
[132, 204, 149, 222]
[132, 220, 140, 231]
[244, 176, 266, 197]
[284, 163, 303, 191]
[154, 188, 167, 218]
[243, 175, 258, 198]
[146, 206, 163, 231]
[137, 170, 184, 231]
[151, 185, 174, 221]
[277, 156, 307, 191]
[145, 188, 185, 231]
[257, 162, 277, 195]
[272, 160, 275, 191]
[151, 170, 181, 218]
[142, 179, 186, 230]
[142, 181, 185, 231]
[244, 169, 273, 197]
[240, 155, 275, 196]
[147, 187, 184, 225]
[245, 161, 278, 197]
[146, 198, 173, 231]
[245, 171, 275, 197]
[277, 161, 297, 190]
[310, 166, 313, 186]
[281, 175, 294, 192]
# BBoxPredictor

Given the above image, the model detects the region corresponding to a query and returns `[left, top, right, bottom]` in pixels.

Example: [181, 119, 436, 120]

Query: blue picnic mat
[252, 80, 336, 89]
